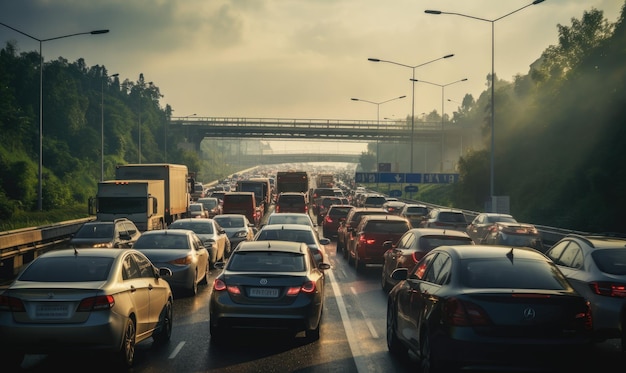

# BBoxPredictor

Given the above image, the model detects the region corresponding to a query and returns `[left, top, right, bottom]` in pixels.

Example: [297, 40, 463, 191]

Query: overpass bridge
[170, 116, 482, 171]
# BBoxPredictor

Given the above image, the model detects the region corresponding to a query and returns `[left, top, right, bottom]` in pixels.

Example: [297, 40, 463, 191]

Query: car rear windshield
[75, 224, 114, 238]
[279, 195, 305, 204]
[592, 249, 626, 275]
[328, 207, 352, 217]
[256, 230, 315, 244]
[228, 251, 305, 272]
[406, 207, 428, 215]
[420, 236, 473, 249]
[439, 212, 466, 223]
[460, 258, 570, 290]
[169, 221, 214, 234]
[365, 221, 410, 233]
[214, 216, 244, 228]
[19, 257, 114, 282]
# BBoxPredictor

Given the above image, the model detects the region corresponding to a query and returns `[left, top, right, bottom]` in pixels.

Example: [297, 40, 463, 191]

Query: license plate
[249, 287, 279, 298]
[35, 303, 70, 318]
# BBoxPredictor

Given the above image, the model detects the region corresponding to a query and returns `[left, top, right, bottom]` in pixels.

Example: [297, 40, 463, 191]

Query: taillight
[325, 215, 333, 223]
[213, 278, 227, 291]
[411, 251, 424, 264]
[589, 282, 626, 297]
[170, 255, 193, 265]
[443, 297, 491, 326]
[77, 295, 115, 311]
[275, 206, 280, 212]
[0, 295, 26, 312]
[286, 286, 301, 296]
[301, 281, 316, 293]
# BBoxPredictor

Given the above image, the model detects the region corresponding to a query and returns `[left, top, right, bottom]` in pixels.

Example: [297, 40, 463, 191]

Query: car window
[592, 249, 626, 275]
[228, 251, 305, 272]
[422, 236, 473, 249]
[76, 224, 113, 238]
[365, 221, 409, 233]
[397, 232, 415, 249]
[558, 242, 583, 269]
[439, 212, 466, 223]
[123, 255, 142, 280]
[19, 256, 114, 282]
[412, 252, 436, 280]
[133, 253, 155, 278]
[461, 258, 570, 290]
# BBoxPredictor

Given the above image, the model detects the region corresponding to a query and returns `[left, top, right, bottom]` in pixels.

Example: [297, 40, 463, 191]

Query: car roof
[142, 229, 193, 236]
[406, 227, 471, 237]
[360, 215, 408, 222]
[40, 247, 134, 259]
[236, 240, 308, 254]
[439, 244, 547, 260]
[565, 234, 626, 249]
[259, 223, 315, 231]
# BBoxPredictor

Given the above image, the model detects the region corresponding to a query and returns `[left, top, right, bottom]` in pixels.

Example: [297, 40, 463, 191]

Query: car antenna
[506, 248, 514, 264]
[74, 246, 79, 256]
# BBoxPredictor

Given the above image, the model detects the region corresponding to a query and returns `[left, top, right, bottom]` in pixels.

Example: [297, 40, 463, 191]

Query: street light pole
[102, 73, 118, 181]
[413, 78, 468, 172]
[0, 22, 109, 210]
[138, 81, 153, 164]
[368, 54, 454, 173]
[426, 0, 545, 206]
[351, 95, 406, 173]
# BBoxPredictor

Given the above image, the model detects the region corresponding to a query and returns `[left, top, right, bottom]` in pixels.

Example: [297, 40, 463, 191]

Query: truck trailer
[114, 163, 190, 225]
[90, 180, 165, 231]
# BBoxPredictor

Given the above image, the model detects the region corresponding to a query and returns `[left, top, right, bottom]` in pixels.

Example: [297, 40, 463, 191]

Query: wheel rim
[123, 320, 136, 366]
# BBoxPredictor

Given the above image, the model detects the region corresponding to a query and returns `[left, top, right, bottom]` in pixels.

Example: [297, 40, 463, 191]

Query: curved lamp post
[425, 0, 545, 205]
[413, 78, 468, 172]
[368, 54, 454, 173]
[0, 22, 109, 210]
[351, 95, 406, 172]
[138, 81, 153, 164]
[102, 73, 119, 181]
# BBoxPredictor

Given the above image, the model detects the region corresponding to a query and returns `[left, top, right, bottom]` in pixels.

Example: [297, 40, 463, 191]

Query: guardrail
[0, 217, 95, 279]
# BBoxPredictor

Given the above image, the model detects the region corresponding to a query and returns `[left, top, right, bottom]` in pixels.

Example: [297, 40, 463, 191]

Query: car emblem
[259, 278, 268, 285]
[523, 307, 536, 320]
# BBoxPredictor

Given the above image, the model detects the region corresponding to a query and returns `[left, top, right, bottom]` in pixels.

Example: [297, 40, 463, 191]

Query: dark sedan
[386, 245, 594, 372]
[209, 240, 331, 343]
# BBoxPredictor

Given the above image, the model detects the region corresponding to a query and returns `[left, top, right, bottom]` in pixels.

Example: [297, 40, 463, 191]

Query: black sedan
[209, 240, 331, 344]
[386, 245, 594, 372]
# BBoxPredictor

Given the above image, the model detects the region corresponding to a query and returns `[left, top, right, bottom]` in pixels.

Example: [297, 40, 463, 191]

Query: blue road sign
[422, 173, 459, 184]
[354, 172, 378, 183]
[380, 173, 405, 183]
[405, 173, 422, 183]
[404, 185, 419, 193]
[389, 189, 402, 197]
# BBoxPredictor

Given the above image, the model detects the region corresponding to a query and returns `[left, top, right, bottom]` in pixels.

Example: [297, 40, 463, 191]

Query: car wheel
[305, 322, 321, 342]
[153, 300, 173, 344]
[188, 272, 199, 296]
[210, 322, 225, 344]
[419, 330, 444, 373]
[199, 262, 210, 285]
[117, 318, 136, 368]
[381, 268, 392, 292]
[355, 253, 365, 272]
[386, 302, 407, 357]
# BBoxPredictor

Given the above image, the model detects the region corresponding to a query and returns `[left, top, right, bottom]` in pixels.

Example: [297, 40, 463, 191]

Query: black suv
[69, 218, 141, 248]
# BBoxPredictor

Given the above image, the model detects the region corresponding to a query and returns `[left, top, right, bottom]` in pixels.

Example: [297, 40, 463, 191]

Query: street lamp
[368, 54, 454, 173]
[426, 0, 545, 205]
[138, 81, 153, 164]
[413, 78, 468, 172]
[351, 95, 406, 172]
[0, 22, 109, 210]
[102, 73, 118, 181]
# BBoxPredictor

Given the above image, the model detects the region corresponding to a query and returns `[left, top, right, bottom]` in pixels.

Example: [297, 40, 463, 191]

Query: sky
[1, 0, 623, 155]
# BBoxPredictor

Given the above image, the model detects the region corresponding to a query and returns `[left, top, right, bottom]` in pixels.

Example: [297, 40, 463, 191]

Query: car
[544, 234, 626, 349]
[380, 228, 474, 292]
[466, 212, 518, 244]
[419, 207, 468, 231]
[315, 196, 344, 224]
[132, 229, 210, 296]
[321, 204, 354, 241]
[481, 221, 545, 251]
[189, 202, 209, 218]
[275, 192, 308, 213]
[69, 218, 141, 248]
[362, 194, 387, 208]
[168, 218, 231, 266]
[197, 197, 223, 218]
[222, 192, 260, 227]
[209, 191, 226, 205]
[399, 203, 430, 228]
[253, 223, 330, 265]
[0, 247, 173, 369]
[263, 212, 316, 230]
[337, 207, 389, 257]
[382, 200, 406, 215]
[348, 215, 411, 272]
[310, 187, 338, 216]
[209, 240, 331, 343]
[213, 214, 256, 251]
[386, 245, 594, 372]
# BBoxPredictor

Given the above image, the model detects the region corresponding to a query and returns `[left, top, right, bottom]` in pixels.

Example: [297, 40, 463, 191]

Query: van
[275, 192, 308, 213]
[222, 192, 259, 227]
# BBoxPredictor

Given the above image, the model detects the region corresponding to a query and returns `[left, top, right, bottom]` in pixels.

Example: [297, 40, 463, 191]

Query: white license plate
[249, 287, 279, 298]
[35, 303, 70, 318]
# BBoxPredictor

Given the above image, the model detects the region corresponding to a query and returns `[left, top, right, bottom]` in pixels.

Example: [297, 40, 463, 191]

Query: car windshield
[228, 251, 305, 272]
[459, 258, 570, 290]
[214, 216, 244, 228]
[19, 256, 114, 282]
[420, 236, 473, 249]
[256, 230, 315, 244]
[134, 235, 188, 249]
[170, 222, 214, 234]
[74, 224, 113, 238]
[591, 249, 626, 275]
[190, 204, 202, 212]
[439, 212, 466, 223]
[268, 215, 310, 225]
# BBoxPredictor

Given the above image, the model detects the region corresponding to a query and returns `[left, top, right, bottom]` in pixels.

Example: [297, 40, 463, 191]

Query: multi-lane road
[12, 219, 623, 373]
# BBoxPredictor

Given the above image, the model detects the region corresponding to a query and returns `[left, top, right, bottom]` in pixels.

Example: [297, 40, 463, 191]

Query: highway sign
[405, 173, 422, 183]
[354, 172, 378, 183]
[380, 173, 405, 183]
[389, 189, 402, 197]
[422, 173, 459, 184]
[404, 185, 419, 193]
[355, 172, 458, 184]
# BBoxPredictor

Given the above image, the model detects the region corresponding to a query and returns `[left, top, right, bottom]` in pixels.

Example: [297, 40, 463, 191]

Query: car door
[122, 253, 152, 335]
[191, 234, 210, 279]
[133, 252, 169, 331]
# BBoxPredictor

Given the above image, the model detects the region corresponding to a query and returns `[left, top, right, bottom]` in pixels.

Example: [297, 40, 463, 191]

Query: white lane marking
[327, 268, 368, 373]
[349, 287, 378, 338]
[169, 341, 185, 359]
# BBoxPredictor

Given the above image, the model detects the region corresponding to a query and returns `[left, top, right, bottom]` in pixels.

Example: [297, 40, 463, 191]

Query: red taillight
[213, 278, 227, 291]
[443, 297, 491, 326]
[301, 281, 316, 293]
[170, 255, 193, 265]
[77, 295, 115, 311]
[589, 282, 626, 297]
[286, 286, 301, 296]
[227, 285, 241, 295]
[276, 206, 280, 212]
[0, 295, 26, 312]
[581, 301, 593, 331]
[325, 215, 333, 223]
[411, 252, 424, 264]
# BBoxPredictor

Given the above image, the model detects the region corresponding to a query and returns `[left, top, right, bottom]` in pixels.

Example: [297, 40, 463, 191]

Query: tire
[199, 262, 210, 285]
[210, 322, 226, 344]
[117, 318, 137, 368]
[355, 252, 365, 272]
[381, 269, 392, 292]
[305, 322, 321, 341]
[386, 302, 407, 357]
[153, 300, 173, 344]
[188, 272, 199, 296]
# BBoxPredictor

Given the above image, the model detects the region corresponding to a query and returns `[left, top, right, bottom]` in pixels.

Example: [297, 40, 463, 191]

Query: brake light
[589, 282, 626, 297]
[275, 205, 280, 212]
[325, 215, 333, 223]
[0, 295, 26, 312]
[301, 281, 316, 293]
[77, 295, 115, 311]
[443, 297, 491, 326]
[170, 255, 193, 265]
[411, 251, 424, 264]
[227, 285, 241, 295]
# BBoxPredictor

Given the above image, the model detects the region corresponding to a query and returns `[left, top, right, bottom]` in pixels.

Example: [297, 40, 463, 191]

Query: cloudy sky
[1, 0, 622, 148]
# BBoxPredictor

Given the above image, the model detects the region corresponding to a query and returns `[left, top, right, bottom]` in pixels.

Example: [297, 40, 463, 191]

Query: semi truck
[114, 163, 191, 225]
[89, 180, 166, 231]
[276, 171, 310, 197]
